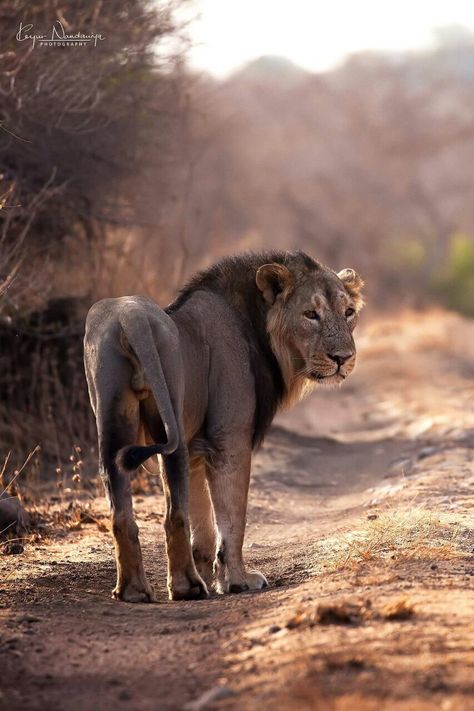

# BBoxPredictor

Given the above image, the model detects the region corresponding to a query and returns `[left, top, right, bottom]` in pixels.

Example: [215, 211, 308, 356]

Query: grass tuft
[320, 505, 470, 573]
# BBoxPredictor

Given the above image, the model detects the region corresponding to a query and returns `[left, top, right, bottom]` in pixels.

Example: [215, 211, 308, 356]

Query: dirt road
[1, 311, 474, 710]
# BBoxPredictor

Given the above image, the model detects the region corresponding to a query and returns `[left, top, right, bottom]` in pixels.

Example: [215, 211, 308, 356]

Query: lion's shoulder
[166, 252, 314, 448]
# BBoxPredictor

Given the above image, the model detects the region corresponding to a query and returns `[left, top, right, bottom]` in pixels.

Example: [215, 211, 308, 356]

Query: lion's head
[256, 253, 364, 404]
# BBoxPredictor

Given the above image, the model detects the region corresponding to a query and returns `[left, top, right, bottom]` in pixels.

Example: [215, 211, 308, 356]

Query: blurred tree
[432, 233, 474, 316]
[0, 0, 186, 312]
[182, 36, 474, 305]
[0, 0, 189, 466]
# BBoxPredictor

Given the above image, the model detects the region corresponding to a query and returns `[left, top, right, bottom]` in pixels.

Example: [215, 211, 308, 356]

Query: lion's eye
[345, 308, 355, 318]
[304, 310, 320, 321]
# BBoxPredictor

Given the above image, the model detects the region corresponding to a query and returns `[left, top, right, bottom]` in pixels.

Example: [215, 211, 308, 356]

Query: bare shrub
[0, 1, 190, 468]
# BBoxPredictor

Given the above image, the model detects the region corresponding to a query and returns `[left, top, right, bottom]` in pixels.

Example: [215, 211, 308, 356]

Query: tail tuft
[116, 443, 168, 472]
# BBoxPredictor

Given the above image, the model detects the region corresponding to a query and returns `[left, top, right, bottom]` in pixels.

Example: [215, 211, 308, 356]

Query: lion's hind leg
[96, 378, 155, 603]
[161, 445, 209, 601]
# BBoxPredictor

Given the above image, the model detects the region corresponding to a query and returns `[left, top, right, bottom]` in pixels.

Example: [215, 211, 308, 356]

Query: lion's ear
[256, 263, 295, 305]
[337, 268, 365, 310]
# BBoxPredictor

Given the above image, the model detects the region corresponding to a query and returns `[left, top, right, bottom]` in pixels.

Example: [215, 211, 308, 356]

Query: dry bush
[0, 297, 95, 468]
[0, 1, 190, 470]
[0, 0, 185, 296]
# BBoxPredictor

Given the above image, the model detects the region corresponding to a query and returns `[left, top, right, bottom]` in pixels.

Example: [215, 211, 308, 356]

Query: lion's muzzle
[327, 350, 354, 368]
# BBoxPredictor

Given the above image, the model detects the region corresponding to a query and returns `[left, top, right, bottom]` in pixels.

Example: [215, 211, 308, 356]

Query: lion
[83, 250, 364, 602]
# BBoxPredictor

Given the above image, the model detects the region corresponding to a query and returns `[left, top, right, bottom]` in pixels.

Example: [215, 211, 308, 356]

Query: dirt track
[1, 311, 474, 710]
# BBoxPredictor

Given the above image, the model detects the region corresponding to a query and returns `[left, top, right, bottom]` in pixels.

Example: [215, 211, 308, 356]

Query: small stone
[268, 624, 281, 634]
[430, 563, 438, 570]
[18, 615, 41, 624]
[3, 542, 24, 555]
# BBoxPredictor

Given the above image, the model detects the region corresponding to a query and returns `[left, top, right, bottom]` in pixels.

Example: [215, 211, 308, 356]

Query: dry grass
[0, 330, 96, 476]
[284, 596, 416, 630]
[319, 505, 470, 573]
[0, 441, 163, 559]
[0, 448, 110, 556]
[381, 597, 415, 620]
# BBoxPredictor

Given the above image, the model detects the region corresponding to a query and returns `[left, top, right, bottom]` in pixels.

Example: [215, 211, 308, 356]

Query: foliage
[387, 238, 427, 272]
[432, 233, 474, 316]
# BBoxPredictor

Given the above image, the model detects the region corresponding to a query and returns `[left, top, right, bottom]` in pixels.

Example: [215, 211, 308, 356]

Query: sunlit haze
[186, 0, 474, 77]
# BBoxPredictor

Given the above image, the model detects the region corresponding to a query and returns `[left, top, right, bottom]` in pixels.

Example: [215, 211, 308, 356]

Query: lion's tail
[116, 306, 179, 472]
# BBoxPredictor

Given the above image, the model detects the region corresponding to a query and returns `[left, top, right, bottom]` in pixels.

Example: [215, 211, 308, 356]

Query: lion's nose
[327, 351, 353, 367]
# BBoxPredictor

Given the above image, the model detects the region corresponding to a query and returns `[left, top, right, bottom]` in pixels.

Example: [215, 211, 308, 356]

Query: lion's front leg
[207, 440, 268, 594]
[189, 461, 217, 588]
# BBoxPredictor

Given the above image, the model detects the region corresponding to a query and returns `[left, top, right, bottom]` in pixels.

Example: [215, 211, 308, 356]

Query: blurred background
[1, 0, 474, 469]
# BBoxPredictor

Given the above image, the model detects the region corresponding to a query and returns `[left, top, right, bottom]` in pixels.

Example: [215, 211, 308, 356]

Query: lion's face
[256, 258, 364, 395]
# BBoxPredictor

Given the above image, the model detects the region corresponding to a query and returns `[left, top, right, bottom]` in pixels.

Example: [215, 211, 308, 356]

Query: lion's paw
[169, 570, 209, 601]
[112, 578, 156, 603]
[245, 570, 268, 590]
[224, 570, 268, 594]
